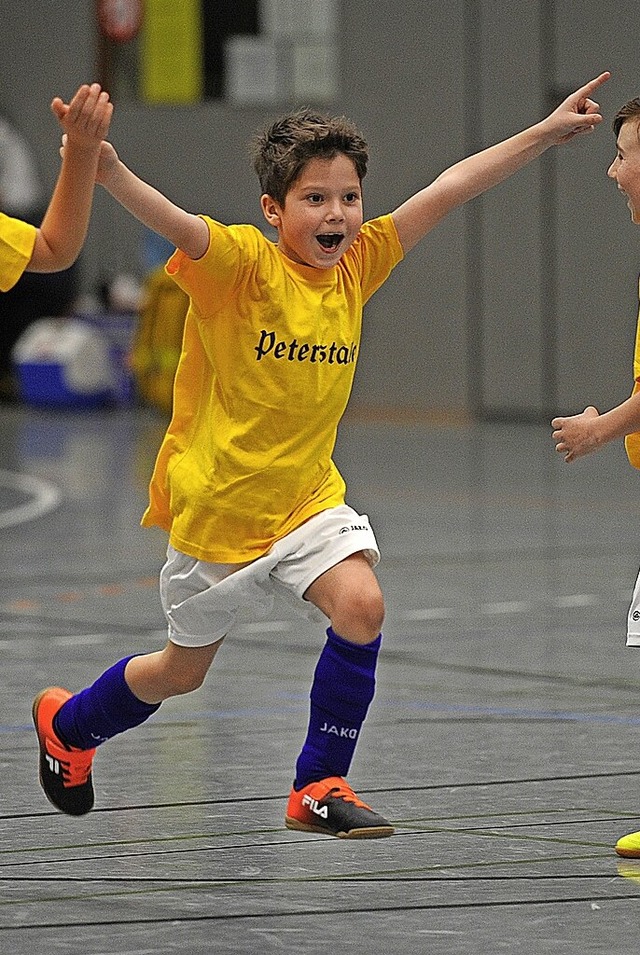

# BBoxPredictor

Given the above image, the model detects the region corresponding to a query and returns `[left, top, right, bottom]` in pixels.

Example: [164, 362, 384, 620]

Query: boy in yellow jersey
[552, 95, 640, 860]
[0, 84, 112, 293]
[34, 72, 608, 838]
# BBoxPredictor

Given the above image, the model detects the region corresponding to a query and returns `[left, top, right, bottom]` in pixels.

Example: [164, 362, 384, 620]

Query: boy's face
[608, 118, 640, 224]
[260, 154, 363, 268]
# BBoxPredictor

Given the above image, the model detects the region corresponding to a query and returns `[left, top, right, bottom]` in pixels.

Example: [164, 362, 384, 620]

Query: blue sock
[54, 656, 160, 750]
[294, 626, 381, 789]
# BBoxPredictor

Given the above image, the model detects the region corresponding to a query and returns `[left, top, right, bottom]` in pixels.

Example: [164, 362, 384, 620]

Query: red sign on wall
[97, 0, 143, 43]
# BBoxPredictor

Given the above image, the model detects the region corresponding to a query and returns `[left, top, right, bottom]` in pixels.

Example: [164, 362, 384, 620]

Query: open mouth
[316, 233, 343, 252]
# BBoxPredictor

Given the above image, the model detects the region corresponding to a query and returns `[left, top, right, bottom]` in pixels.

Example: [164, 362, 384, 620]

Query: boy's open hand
[551, 406, 601, 462]
[546, 72, 610, 144]
[51, 83, 113, 149]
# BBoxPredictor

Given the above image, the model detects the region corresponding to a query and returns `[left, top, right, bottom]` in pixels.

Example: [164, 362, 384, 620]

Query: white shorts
[159, 504, 380, 647]
[627, 566, 640, 646]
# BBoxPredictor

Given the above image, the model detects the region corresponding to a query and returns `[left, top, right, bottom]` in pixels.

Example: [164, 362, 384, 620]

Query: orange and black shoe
[285, 776, 394, 839]
[32, 687, 96, 816]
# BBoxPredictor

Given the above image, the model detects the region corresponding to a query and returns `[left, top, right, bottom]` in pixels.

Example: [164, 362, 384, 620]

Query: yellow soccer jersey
[0, 212, 36, 292]
[142, 213, 404, 562]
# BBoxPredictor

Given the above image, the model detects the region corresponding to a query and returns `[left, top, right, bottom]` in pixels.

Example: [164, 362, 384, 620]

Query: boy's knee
[332, 590, 385, 645]
[163, 667, 207, 696]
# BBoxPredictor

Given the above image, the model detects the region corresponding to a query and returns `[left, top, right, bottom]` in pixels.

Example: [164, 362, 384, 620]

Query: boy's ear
[260, 194, 282, 228]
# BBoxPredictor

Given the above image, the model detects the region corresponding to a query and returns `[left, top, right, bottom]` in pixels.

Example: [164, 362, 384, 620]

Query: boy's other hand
[95, 140, 120, 186]
[59, 134, 119, 185]
[551, 405, 601, 462]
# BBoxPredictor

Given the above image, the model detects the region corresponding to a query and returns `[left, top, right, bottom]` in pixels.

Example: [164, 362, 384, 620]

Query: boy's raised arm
[28, 83, 113, 272]
[391, 72, 610, 254]
[96, 143, 210, 261]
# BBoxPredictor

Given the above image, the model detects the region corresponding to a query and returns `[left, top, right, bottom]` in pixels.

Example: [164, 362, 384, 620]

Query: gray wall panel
[0, 1, 636, 418]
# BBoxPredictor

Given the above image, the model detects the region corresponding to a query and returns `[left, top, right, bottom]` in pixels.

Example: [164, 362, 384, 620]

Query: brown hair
[251, 108, 369, 206]
[613, 98, 640, 138]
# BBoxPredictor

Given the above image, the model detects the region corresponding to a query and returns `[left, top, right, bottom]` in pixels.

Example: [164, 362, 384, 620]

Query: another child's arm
[391, 72, 610, 253]
[27, 84, 113, 272]
[552, 393, 640, 462]
[96, 142, 209, 261]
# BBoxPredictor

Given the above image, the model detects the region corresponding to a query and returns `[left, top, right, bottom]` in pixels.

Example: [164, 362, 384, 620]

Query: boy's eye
[308, 194, 323, 203]
[345, 192, 359, 202]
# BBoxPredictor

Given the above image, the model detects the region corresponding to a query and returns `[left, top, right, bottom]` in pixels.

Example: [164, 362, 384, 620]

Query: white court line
[401, 594, 625, 622]
[0, 469, 62, 529]
[554, 594, 601, 608]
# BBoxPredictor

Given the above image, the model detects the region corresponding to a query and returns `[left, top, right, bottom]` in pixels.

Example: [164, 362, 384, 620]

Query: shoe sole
[32, 687, 61, 811]
[285, 816, 394, 839]
[615, 846, 640, 858]
[32, 687, 94, 816]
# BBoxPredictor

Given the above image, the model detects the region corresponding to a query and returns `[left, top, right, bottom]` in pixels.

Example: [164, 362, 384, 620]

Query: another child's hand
[51, 83, 113, 150]
[544, 72, 610, 144]
[551, 405, 601, 462]
[95, 140, 120, 185]
[59, 134, 119, 185]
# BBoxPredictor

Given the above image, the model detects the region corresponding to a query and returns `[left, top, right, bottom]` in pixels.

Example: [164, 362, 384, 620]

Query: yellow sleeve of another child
[0, 212, 37, 292]
[624, 279, 640, 469]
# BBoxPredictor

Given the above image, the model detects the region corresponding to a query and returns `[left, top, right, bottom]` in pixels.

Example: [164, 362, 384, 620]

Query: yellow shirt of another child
[141, 213, 404, 562]
[0, 212, 36, 292]
[625, 278, 640, 469]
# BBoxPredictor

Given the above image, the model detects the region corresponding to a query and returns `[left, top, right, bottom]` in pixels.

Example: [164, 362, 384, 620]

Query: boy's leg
[285, 552, 394, 838]
[33, 639, 222, 816]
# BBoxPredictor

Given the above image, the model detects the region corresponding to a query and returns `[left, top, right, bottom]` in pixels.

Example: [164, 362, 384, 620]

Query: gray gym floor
[2, 401, 640, 953]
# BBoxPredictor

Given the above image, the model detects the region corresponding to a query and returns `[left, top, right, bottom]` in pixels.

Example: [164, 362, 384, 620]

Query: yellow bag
[130, 266, 188, 413]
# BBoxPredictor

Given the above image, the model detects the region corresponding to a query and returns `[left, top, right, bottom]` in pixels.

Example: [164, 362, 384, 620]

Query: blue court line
[4, 697, 640, 734]
[273, 692, 640, 727]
